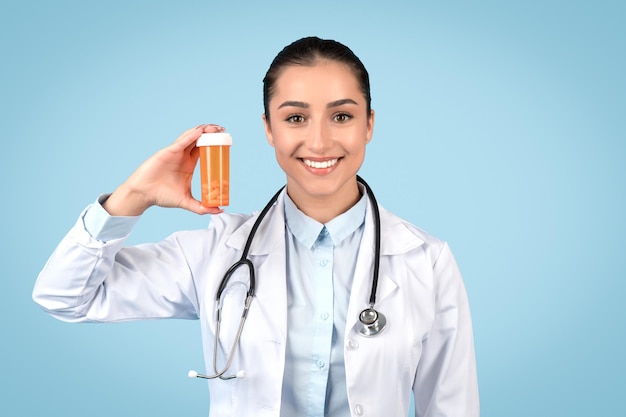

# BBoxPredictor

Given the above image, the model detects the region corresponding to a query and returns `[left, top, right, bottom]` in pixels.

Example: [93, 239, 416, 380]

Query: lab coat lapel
[225, 196, 285, 257]
[346, 201, 425, 334]
[225, 190, 288, 331]
[224, 192, 288, 398]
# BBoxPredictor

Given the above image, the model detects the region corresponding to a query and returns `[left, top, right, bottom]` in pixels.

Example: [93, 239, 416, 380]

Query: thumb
[180, 196, 223, 215]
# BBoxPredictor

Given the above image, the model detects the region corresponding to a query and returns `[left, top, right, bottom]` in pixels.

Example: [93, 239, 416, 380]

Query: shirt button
[319, 259, 328, 267]
[354, 404, 364, 415]
[320, 312, 329, 320]
[316, 359, 325, 369]
[347, 339, 359, 350]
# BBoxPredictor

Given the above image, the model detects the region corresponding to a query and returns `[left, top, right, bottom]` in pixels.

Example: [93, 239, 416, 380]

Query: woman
[33, 37, 479, 416]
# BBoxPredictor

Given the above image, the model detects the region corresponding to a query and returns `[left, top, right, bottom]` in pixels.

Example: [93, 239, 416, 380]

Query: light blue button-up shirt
[280, 192, 366, 417]
[82, 190, 367, 416]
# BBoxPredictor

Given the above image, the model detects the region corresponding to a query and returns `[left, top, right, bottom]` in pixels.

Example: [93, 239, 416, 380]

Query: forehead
[270, 61, 362, 104]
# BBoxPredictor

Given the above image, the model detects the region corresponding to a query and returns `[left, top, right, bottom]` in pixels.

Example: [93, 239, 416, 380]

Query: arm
[33, 124, 225, 322]
[32, 206, 203, 322]
[413, 243, 480, 416]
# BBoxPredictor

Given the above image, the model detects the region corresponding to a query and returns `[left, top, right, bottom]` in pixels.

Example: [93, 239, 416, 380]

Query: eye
[286, 114, 305, 124]
[333, 112, 353, 123]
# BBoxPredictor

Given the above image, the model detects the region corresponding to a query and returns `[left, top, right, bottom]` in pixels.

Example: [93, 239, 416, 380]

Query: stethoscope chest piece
[358, 307, 387, 337]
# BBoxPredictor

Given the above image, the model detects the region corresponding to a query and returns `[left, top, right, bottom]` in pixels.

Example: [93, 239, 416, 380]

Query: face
[263, 60, 374, 211]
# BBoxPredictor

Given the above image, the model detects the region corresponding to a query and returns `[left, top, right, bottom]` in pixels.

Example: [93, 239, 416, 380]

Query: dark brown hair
[263, 36, 371, 121]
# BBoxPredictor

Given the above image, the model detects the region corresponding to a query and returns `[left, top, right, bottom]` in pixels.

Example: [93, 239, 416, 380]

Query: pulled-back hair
[263, 37, 371, 121]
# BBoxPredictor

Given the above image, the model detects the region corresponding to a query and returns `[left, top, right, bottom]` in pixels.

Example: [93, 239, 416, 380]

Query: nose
[305, 120, 332, 153]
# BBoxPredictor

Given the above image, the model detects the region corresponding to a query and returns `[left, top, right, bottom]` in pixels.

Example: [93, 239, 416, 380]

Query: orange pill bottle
[196, 132, 232, 207]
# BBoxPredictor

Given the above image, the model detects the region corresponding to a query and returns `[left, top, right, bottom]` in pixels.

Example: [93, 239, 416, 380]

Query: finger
[172, 124, 226, 151]
[188, 143, 200, 161]
[180, 196, 224, 215]
[200, 124, 226, 134]
[172, 126, 205, 150]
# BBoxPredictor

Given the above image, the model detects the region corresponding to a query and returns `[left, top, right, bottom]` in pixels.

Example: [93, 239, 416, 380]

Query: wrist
[102, 183, 151, 216]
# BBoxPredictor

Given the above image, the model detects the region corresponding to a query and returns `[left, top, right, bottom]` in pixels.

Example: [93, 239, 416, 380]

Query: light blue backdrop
[1, 0, 624, 415]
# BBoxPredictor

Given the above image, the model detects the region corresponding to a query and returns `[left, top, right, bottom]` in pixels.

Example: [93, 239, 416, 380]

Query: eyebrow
[278, 100, 308, 109]
[327, 98, 358, 108]
[277, 98, 359, 110]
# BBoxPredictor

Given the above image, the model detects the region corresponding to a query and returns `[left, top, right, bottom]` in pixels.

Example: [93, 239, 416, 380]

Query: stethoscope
[189, 176, 386, 381]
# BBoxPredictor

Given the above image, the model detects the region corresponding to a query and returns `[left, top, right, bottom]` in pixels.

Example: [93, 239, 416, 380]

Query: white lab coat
[33, 190, 479, 417]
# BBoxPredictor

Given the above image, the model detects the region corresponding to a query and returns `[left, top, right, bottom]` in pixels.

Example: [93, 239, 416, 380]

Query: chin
[294, 175, 356, 198]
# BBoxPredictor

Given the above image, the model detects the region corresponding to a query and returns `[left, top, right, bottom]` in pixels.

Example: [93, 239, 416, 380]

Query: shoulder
[378, 205, 447, 255]
[378, 207, 465, 292]
[207, 212, 254, 234]
[166, 212, 254, 249]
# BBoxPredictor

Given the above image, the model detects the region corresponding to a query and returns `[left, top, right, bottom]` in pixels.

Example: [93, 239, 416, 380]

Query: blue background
[1, 0, 624, 415]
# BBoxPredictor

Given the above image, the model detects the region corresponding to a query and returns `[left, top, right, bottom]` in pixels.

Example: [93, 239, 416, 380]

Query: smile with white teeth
[303, 158, 339, 169]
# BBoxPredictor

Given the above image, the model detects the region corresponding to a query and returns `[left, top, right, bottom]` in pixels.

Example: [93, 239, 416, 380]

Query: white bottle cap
[196, 132, 232, 147]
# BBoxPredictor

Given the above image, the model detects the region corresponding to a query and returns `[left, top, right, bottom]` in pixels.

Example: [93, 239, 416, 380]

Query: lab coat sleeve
[32, 205, 203, 323]
[413, 242, 480, 416]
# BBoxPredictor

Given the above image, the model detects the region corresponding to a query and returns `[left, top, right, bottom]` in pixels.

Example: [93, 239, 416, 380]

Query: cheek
[272, 130, 303, 153]
[272, 138, 295, 161]
[346, 132, 369, 152]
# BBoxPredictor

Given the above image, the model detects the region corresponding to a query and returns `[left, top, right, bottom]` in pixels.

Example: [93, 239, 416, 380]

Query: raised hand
[103, 124, 225, 216]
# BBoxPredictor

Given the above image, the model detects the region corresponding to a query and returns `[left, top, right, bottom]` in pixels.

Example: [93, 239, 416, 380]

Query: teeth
[304, 159, 338, 169]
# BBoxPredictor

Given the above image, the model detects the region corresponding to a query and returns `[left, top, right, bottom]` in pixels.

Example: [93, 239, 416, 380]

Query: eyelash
[284, 112, 353, 124]
[285, 114, 305, 124]
[333, 112, 353, 123]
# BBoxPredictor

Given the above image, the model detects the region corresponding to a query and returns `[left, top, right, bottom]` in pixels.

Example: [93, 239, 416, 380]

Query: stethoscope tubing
[216, 186, 285, 302]
[210, 295, 252, 380]
[356, 175, 381, 308]
[205, 176, 385, 380]
[209, 186, 284, 379]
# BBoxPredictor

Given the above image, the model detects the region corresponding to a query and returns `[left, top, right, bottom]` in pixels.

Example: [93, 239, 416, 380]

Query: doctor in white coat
[33, 37, 479, 416]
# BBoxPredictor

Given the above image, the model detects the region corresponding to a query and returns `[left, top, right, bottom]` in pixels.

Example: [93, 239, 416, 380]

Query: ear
[365, 109, 375, 144]
[262, 114, 275, 147]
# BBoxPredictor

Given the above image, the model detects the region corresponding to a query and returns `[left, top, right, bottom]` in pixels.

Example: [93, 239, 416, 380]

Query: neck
[286, 180, 361, 224]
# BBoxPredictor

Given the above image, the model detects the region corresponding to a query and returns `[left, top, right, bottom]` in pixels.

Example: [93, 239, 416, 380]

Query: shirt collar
[283, 185, 367, 249]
